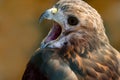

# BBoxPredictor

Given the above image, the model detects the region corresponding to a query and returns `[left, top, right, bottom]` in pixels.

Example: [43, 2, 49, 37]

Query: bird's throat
[44, 22, 62, 44]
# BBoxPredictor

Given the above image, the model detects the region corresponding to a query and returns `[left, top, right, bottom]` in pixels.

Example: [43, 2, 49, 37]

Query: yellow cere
[51, 8, 58, 14]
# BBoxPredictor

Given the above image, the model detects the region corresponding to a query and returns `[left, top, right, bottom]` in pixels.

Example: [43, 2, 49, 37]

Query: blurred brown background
[0, 0, 119, 80]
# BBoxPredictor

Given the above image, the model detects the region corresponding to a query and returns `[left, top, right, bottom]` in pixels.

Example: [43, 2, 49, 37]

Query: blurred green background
[0, 0, 119, 80]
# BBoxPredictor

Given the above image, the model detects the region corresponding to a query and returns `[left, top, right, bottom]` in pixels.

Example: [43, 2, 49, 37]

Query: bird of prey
[22, 0, 120, 80]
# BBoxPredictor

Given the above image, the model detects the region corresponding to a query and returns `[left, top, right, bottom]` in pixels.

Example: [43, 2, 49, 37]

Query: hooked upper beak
[39, 7, 58, 23]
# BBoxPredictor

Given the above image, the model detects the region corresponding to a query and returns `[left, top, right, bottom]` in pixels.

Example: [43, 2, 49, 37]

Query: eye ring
[67, 15, 79, 26]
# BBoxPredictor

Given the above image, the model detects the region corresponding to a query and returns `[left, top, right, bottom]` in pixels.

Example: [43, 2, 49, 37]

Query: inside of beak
[44, 21, 62, 43]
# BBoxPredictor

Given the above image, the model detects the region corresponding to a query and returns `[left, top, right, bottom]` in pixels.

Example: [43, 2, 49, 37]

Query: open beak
[39, 8, 62, 48]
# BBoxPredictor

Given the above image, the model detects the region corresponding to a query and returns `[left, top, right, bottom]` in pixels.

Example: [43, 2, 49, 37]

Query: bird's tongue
[45, 22, 62, 43]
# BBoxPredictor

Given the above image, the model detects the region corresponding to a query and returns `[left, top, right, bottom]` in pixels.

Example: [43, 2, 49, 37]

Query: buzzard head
[39, 0, 109, 50]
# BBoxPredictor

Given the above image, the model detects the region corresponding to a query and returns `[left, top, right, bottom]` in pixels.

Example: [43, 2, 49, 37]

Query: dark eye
[67, 15, 79, 26]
